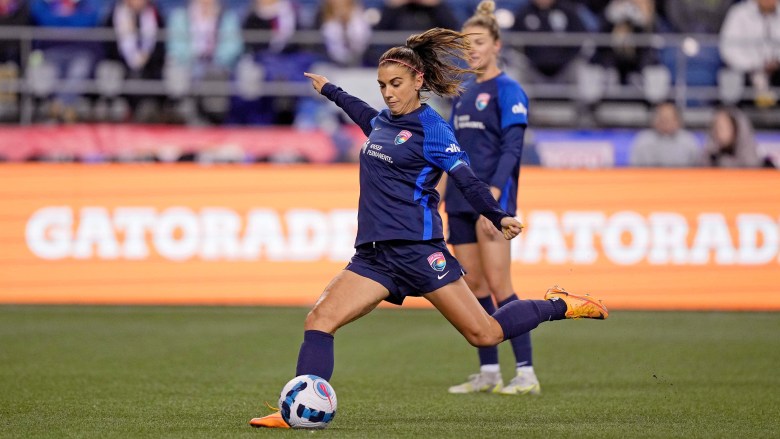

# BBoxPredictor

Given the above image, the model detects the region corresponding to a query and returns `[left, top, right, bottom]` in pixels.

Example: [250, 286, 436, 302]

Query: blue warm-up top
[320, 82, 511, 247]
[445, 72, 528, 215]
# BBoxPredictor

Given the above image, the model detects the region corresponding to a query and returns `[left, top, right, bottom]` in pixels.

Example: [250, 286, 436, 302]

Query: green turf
[1, 306, 778, 438]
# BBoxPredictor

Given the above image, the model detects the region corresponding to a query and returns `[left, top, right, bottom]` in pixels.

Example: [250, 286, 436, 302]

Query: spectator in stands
[107, 0, 164, 80]
[374, 0, 458, 32]
[30, 0, 103, 123]
[167, 0, 243, 80]
[663, 0, 733, 34]
[243, 0, 296, 55]
[167, 0, 243, 123]
[0, 0, 28, 64]
[720, 0, 780, 107]
[510, 0, 588, 84]
[593, 0, 661, 85]
[229, 0, 304, 125]
[367, 0, 459, 63]
[105, 0, 165, 121]
[0, 0, 28, 120]
[318, 0, 371, 66]
[629, 101, 701, 167]
[702, 107, 764, 168]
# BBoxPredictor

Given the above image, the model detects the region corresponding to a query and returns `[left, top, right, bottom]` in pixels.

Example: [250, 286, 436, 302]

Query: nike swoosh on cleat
[437, 271, 450, 280]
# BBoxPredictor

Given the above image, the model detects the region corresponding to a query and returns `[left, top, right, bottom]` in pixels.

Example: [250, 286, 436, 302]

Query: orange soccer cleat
[249, 404, 290, 429]
[544, 285, 609, 320]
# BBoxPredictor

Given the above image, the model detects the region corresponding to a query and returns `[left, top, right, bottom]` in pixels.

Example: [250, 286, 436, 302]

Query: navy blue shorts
[346, 239, 464, 305]
[447, 212, 480, 245]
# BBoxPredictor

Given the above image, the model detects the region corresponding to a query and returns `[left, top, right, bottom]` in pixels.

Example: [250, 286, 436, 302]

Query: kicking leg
[425, 280, 607, 348]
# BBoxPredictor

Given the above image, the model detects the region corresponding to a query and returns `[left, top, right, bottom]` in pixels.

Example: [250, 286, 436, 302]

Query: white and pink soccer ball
[278, 375, 337, 429]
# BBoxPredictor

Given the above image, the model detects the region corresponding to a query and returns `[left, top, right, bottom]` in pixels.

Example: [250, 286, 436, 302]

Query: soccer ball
[278, 375, 337, 429]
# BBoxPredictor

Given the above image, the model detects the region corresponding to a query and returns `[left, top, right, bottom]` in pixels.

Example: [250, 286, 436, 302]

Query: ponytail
[379, 28, 475, 98]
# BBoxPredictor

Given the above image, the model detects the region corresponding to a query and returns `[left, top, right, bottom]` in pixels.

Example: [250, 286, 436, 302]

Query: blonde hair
[463, 0, 500, 41]
[378, 28, 476, 97]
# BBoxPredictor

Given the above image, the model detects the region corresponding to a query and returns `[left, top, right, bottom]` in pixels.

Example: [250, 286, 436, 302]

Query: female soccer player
[250, 27, 608, 429]
[444, 1, 540, 396]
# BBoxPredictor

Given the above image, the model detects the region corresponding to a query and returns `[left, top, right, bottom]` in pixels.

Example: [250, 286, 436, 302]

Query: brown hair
[463, 0, 500, 41]
[379, 28, 475, 97]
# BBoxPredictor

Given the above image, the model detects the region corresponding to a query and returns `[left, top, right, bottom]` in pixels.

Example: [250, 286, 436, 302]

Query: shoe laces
[264, 401, 279, 412]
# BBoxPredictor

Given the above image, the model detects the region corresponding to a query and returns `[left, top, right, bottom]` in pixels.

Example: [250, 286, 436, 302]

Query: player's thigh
[305, 270, 389, 334]
[451, 243, 489, 297]
[424, 278, 503, 347]
[476, 226, 515, 300]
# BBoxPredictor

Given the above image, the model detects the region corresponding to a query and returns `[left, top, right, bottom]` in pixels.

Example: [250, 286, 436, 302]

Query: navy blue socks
[497, 294, 533, 367]
[476, 296, 499, 366]
[295, 330, 334, 381]
[493, 299, 566, 341]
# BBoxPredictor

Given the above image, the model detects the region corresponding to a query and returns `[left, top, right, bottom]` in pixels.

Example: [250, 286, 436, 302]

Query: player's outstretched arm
[304, 72, 379, 136]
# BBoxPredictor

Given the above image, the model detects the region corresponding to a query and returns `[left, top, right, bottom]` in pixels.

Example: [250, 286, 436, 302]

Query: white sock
[480, 364, 500, 374]
[516, 365, 535, 376]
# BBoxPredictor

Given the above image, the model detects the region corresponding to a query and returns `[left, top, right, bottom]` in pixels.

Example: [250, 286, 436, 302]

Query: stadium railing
[0, 26, 778, 127]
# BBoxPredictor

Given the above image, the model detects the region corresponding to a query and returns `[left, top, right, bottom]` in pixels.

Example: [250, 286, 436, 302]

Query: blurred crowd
[0, 0, 777, 167]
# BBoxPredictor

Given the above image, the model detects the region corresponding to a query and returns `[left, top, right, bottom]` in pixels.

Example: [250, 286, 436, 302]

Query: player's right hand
[304, 72, 330, 94]
[500, 216, 524, 240]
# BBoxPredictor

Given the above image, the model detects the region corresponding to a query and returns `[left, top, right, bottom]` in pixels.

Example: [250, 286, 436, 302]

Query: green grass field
[1, 306, 778, 438]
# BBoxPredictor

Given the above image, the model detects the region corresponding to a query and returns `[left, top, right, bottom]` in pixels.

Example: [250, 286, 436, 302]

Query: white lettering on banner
[25, 206, 359, 262]
[562, 212, 605, 264]
[328, 209, 360, 262]
[25, 206, 73, 260]
[737, 214, 778, 264]
[286, 209, 329, 261]
[154, 207, 200, 261]
[511, 211, 779, 265]
[241, 209, 287, 260]
[24, 207, 779, 265]
[602, 211, 649, 265]
[647, 212, 689, 265]
[200, 208, 242, 260]
[689, 213, 736, 265]
[115, 207, 156, 259]
[517, 211, 568, 263]
[73, 207, 120, 259]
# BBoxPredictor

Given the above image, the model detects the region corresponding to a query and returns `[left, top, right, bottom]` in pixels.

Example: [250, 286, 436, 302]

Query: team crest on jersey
[427, 252, 447, 271]
[475, 93, 491, 111]
[394, 130, 412, 145]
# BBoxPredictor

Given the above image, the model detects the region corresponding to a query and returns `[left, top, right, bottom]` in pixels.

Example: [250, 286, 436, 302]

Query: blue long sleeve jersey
[320, 83, 511, 247]
[445, 73, 528, 215]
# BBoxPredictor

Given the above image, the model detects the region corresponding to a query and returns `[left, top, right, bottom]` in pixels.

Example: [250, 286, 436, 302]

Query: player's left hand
[304, 72, 330, 94]
[500, 216, 524, 240]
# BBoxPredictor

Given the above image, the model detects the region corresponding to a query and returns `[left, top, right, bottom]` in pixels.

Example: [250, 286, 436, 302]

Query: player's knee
[463, 327, 501, 347]
[303, 306, 336, 334]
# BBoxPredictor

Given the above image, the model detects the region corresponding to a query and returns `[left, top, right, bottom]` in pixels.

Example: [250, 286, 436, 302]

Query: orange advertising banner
[0, 164, 778, 310]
